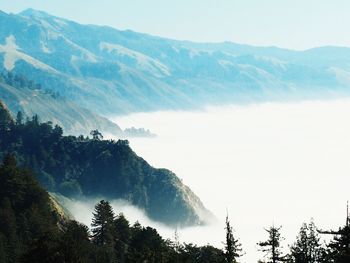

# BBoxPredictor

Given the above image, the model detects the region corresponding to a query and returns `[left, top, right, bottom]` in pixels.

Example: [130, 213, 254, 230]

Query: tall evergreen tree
[318, 205, 350, 263]
[114, 213, 131, 263]
[224, 214, 242, 263]
[326, 225, 350, 263]
[91, 200, 116, 245]
[258, 225, 285, 263]
[91, 200, 116, 263]
[16, 111, 23, 126]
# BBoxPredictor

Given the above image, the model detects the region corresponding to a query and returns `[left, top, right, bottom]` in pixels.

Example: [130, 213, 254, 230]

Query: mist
[61, 196, 225, 250]
[68, 99, 350, 262]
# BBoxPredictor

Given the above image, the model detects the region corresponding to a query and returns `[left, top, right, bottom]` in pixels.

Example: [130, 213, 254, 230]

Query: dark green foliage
[177, 244, 226, 263]
[91, 200, 116, 246]
[15, 111, 23, 126]
[21, 233, 63, 263]
[115, 213, 131, 263]
[0, 101, 205, 226]
[258, 226, 286, 263]
[289, 220, 325, 263]
[177, 243, 225, 263]
[59, 221, 92, 263]
[91, 200, 116, 263]
[127, 225, 169, 263]
[178, 243, 200, 263]
[224, 215, 242, 263]
[198, 245, 226, 263]
[1, 154, 350, 262]
[90, 129, 103, 140]
[0, 155, 226, 262]
[325, 225, 350, 263]
[21, 220, 92, 263]
[0, 155, 60, 262]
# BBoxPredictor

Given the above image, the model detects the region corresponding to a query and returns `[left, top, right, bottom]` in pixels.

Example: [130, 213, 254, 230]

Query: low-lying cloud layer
[110, 99, 350, 262]
[61, 196, 225, 249]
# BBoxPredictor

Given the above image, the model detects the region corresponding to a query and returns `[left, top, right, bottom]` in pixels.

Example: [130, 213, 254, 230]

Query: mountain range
[1, 8, 350, 227]
[1, 9, 350, 126]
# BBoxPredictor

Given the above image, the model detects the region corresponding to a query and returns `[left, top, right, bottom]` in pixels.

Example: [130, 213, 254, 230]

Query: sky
[1, 0, 350, 50]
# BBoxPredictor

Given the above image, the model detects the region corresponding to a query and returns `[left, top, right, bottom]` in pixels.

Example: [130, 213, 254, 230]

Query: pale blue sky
[1, 0, 350, 50]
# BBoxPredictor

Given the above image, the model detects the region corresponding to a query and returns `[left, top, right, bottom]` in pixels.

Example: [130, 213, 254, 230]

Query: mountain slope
[0, 100, 213, 226]
[0, 72, 123, 136]
[0, 154, 67, 262]
[0, 9, 349, 118]
[0, 155, 224, 262]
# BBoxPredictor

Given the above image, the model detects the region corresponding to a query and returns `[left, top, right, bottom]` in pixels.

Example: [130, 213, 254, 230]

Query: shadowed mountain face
[0, 100, 213, 226]
[1, 9, 350, 118]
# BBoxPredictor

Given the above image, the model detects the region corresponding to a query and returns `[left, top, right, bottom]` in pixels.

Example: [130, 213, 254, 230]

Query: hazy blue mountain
[0, 76, 123, 136]
[1, 9, 349, 118]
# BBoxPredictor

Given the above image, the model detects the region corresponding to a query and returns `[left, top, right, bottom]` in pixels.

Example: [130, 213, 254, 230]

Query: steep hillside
[0, 154, 66, 262]
[0, 9, 349, 117]
[0, 72, 123, 136]
[0, 100, 213, 226]
[0, 155, 224, 262]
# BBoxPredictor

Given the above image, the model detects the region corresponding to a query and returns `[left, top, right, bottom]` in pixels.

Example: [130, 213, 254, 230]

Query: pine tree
[258, 225, 285, 263]
[224, 215, 242, 263]
[91, 200, 116, 263]
[326, 225, 350, 263]
[16, 111, 23, 126]
[60, 221, 92, 263]
[318, 204, 350, 262]
[290, 220, 325, 263]
[91, 200, 115, 245]
[114, 213, 131, 263]
[90, 129, 103, 141]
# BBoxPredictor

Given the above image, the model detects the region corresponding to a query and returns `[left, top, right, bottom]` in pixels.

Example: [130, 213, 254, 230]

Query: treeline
[1, 154, 350, 263]
[0, 101, 203, 226]
[0, 71, 61, 99]
[221, 215, 350, 263]
[254, 221, 350, 263]
[0, 155, 225, 263]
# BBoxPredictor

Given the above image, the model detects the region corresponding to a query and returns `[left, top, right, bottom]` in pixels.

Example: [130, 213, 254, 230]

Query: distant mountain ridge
[0, 72, 123, 136]
[1, 9, 350, 119]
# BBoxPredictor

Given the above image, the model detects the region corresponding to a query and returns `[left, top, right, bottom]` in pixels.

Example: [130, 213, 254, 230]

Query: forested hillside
[0, 154, 64, 262]
[0, 155, 225, 263]
[0, 100, 212, 226]
[0, 155, 349, 262]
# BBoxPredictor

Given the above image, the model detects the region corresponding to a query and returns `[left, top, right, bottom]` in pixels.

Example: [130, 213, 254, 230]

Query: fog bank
[103, 100, 349, 262]
[61, 196, 224, 249]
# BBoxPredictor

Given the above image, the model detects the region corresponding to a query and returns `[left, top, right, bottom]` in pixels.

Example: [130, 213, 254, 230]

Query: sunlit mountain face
[1, 9, 350, 118]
